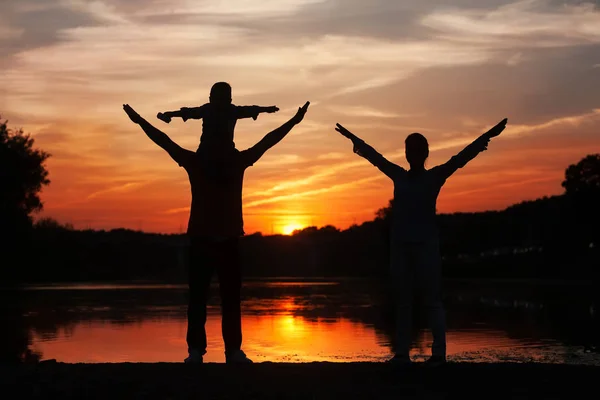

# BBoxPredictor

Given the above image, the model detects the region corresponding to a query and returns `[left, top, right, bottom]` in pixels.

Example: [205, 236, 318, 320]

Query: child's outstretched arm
[157, 104, 208, 123]
[236, 105, 279, 121]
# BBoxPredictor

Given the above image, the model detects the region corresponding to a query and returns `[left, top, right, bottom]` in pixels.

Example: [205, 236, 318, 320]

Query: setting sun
[281, 223, 305, 236]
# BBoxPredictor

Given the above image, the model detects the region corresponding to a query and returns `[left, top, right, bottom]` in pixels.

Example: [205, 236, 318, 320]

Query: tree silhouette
[375, 199, 393, 221]
[561, 154, 600, 251]
[562, 154, 600, 195]
[0, 117, 50, 282]
[0, 118, 50, 363]
[0, 118, 50, 223]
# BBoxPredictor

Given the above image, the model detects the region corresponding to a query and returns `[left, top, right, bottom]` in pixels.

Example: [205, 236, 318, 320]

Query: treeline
[7, 189, 596, 283]
[249, 192, 598, 280]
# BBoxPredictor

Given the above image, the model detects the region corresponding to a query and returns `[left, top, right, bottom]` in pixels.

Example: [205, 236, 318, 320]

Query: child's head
[405, 132, 429, 169]
[209, 82, 232, 105]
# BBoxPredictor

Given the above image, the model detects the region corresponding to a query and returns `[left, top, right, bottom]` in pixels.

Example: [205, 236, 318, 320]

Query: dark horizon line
[35, 191, 566, 237]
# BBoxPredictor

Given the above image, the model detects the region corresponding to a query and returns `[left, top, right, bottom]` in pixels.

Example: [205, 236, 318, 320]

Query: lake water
[3, 279, 599, 364]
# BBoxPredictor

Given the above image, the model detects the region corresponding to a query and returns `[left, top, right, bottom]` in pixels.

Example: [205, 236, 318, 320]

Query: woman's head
[405, 133, 429, 168]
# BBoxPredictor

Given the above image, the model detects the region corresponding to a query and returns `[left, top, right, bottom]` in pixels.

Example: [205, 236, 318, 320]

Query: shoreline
[3, 361, 599, 399]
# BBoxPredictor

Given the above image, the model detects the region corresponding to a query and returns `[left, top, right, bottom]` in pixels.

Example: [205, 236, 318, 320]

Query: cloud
[59, 0, 131, 24]
[86, 181, 149, 200]
[504, 108, 600, 135]
[421, 0, 600, 47]
[333, 75, 410, 97]
[163, 206, 189, 215]
[327, 105, 416, 119]
[0, 23, 24, 41]
[243, 158, 369, 200]
[244, 175, 384, 208]
[254, 153, 306, 167]
[0, 0, 100, 60]
[317, 152, 348, 160]
[133, 0, 326, 19]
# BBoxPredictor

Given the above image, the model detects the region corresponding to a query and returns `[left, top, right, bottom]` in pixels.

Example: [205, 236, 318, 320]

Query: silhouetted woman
[335, 118, 507, 366]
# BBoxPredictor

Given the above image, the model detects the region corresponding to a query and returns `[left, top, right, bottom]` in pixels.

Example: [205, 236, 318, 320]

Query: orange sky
[1, 0, 599, 234]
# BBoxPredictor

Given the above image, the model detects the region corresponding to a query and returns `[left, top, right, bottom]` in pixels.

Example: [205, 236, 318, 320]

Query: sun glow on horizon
[281, 223, 305, 235]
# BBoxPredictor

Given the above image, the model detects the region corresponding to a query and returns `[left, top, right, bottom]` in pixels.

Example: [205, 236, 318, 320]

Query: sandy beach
[2, 361, 599, 399]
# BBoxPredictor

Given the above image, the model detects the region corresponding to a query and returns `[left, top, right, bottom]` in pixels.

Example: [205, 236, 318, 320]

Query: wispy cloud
[317, 152, 348, 160]
[62, 0, 131, 24]
[164, 206, 190, 215]
[503, 108, 600, 135]
[443, 176, 558, 199]
[421, 0, 600, 47]
[244, 175, 384, 208]
[134, 0, 326, 18]
[243, 158, 369, 199]
[0, 24, 24, 40]
[86, 181, 149, 200]
[253, 153, 306, 167]
[327, 105, 415, 119]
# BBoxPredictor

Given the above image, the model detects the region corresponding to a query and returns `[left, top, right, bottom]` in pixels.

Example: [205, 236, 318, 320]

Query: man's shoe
[425, 355, 446, 367]
[225, 350, 253, 364]
[184, 349, 203, 364]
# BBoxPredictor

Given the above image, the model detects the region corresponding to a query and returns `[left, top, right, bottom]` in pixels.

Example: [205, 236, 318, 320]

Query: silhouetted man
[123, 101, 310, 364]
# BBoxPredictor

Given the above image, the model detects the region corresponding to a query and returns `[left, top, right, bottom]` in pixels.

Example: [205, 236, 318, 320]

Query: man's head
[209, 82, 232, 105]
[405, 132, 429, 169]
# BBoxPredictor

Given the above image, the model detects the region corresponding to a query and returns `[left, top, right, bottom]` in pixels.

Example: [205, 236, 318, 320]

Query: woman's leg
[390, 243, 414, 359]
[416, 240, 446, 358]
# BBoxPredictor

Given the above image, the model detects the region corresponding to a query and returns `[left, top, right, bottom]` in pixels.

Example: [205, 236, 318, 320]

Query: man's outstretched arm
[435, 118, 508, 181]
[335, 123, 404, 180]
[243, 102, 309, 165]
[123, 104, 191, 165]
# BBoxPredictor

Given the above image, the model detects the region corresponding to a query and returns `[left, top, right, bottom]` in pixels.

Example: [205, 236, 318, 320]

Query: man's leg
[186, 237, 215, 360]
[215, 238, 246, 361]
[416, 240, 446, 361]
[390, 243, 414, 362]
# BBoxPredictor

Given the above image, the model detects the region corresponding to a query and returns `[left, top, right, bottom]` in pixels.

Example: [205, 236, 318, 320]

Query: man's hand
[335, 123, 366, 155]
[484, 118, 508, 138]
[123, 104, 144, 124]
[265, 106, 279, 113]
[157, 112, 171, 123]
[335, 123, 359, 141]
[291, 101, 310, 124]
